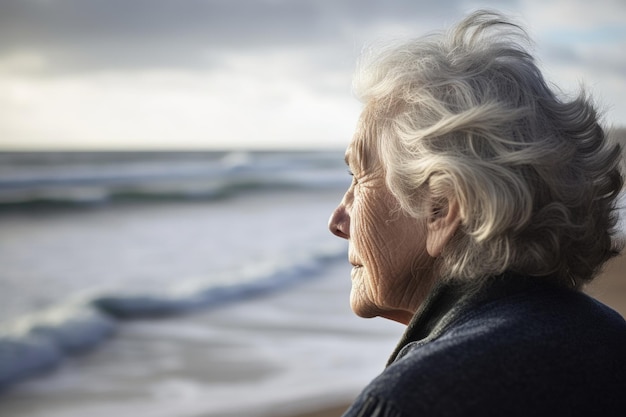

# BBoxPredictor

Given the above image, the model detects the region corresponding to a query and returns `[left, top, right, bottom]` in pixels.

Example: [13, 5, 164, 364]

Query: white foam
[0, 261, 403, 417]
[0, 303, 116, 388]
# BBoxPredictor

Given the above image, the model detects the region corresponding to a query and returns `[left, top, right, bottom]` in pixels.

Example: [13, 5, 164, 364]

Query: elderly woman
[328, 11, 625, 417]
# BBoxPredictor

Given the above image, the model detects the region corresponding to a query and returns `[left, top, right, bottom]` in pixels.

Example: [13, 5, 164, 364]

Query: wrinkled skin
[328, 137, 437, 325]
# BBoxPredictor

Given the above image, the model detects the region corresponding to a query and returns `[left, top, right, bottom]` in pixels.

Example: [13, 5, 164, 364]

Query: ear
[426, 196, 461, 258]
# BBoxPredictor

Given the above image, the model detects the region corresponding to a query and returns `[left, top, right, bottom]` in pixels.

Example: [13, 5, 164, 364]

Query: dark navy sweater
[342, 273, 626, 417]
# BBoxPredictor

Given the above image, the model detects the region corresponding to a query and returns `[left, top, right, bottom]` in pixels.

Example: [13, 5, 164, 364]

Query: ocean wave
[0, 244, 347, 391]
[0, 177, 345, 207]
[0, 303, 116, 389]
[0, 151, 348, 206]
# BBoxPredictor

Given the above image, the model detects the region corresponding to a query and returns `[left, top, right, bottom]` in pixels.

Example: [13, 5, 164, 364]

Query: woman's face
[328, 132, 436, 324]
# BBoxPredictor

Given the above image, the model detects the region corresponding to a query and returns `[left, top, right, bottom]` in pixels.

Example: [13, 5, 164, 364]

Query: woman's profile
[328, 10, 626, 416]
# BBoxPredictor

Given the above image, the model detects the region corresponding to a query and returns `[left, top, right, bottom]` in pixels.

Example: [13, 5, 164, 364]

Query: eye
[347, 169, 357, 183]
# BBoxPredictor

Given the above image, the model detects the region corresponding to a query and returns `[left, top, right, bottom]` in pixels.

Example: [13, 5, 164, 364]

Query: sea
[0, 151, 405, 417]
[1, 151, 623, 417]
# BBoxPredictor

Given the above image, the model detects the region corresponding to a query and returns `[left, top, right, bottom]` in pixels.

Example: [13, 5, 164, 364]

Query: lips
[349, 247, 362, 268]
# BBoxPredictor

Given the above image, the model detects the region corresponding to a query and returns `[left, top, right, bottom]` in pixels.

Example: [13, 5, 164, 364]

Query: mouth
[349, 262, 363, 279]
[348, 247, 362, 268]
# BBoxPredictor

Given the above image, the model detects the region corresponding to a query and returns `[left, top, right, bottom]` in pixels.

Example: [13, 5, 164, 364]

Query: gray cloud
[540, 40, 626, 79]
[0, 0, 492, 74]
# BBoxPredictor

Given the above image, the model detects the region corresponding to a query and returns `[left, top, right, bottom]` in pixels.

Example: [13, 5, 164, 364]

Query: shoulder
[345, 287, 626, 417]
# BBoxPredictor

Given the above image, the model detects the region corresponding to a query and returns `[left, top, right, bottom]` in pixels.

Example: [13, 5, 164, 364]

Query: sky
[0, 0, 625, 150]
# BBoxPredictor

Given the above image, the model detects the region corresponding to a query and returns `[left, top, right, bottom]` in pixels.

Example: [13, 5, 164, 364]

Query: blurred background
[0, 1, 624, 417]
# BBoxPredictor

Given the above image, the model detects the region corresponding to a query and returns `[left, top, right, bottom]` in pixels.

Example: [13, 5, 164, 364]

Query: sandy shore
[290, 253, 626, 417]
[585, 254, 626, 319]
[0, 260, 403, 417]
[290, 404, 349, 417]
[0, 255, 622, 417]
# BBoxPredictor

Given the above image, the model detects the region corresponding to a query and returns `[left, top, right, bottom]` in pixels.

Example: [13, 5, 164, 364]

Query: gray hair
[353, 10, 623, 287]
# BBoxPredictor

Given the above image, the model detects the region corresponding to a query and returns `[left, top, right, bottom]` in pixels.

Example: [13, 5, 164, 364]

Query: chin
[350, 298, 379, 319]
[349, 273, 416, 324]
[349, 279, 380, 318]
[350, 294, 412, 324]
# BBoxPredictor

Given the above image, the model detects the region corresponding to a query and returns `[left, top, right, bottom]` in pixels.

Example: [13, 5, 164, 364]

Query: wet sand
[585, 253, 626, 318]
[290, 404, 349, 417]
[0, 255, 622, 417]
[0, 260, 402, 417]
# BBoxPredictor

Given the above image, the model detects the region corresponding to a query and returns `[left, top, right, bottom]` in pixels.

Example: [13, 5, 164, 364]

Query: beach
[0, 151, 624, 417]
[1, 151, 391, 417]
[0, 252, 404, 417]
[1, 245, 624, 417]
[585, 252, 626, 318]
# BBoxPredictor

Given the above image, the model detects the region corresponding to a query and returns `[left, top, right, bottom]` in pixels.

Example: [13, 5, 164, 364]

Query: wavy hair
[353, 10, 623, 287]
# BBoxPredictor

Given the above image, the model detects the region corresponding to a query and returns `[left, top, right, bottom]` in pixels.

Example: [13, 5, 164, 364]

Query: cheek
[352, 200, 388, 269]
[356, 205, 431, 291]
[354, 203, 407, 273]
[350, 196, 398, 287]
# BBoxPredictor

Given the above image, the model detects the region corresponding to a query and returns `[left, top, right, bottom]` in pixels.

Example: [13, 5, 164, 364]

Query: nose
[328, 204, 350, 239]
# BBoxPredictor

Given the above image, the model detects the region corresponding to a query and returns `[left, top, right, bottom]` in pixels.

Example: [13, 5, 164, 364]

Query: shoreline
[290, 404, 349, 417]
[0, 253, 622, 417]
[0, 260, 403, 417]
[585, 253, 626, 318]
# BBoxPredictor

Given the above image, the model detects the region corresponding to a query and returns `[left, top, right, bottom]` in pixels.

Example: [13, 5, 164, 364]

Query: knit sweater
[342, 273, 626, 417]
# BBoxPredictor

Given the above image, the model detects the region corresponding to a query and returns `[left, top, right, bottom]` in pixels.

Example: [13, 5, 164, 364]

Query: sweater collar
[386, 272, 552, 366]
[386, 279, 467, 366]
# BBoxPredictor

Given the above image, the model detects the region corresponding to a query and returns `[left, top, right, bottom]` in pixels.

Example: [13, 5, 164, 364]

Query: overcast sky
[0, 0, 624, 150]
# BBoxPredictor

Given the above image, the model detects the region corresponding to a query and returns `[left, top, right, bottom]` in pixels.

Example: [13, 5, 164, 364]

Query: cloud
[0, 68, 362, 149]
[1, 0, 624, 149]
[521, 0, 626, 30]
[0, 0, 479, 74]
